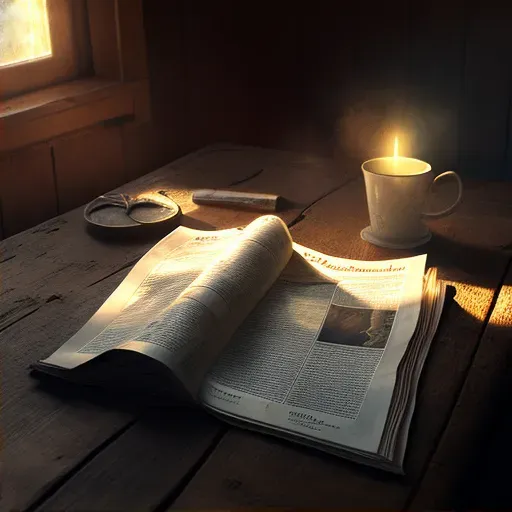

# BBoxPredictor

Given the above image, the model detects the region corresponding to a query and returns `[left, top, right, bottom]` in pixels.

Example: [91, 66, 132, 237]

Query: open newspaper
[35, 215, 446, 473]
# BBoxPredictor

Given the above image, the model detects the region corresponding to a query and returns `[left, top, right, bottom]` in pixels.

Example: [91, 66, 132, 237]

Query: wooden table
[2, 145, 512, 510]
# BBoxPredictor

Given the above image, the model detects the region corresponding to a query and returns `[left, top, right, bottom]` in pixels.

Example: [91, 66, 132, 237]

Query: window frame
[0, 0, 149, 154]
[0, 0, 91, 100]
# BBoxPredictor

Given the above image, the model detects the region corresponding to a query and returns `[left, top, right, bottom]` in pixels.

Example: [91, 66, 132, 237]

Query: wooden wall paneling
[181, 0, 251, 149]
[459, 5, 512, 180]
[121, 122, 166, 182]
[52, 125, 125, 213]
[0, 80, 135, 154]
[337, 0, 410, 163]
[87, 0, 148, 83]
[87, 0, 121, 80]
[70, 0, 93, 76]
[0, 145, 57, 237]
[143, 0, 189, 159]
[402, 0, 465, 173]
[115, 0, 149, 82]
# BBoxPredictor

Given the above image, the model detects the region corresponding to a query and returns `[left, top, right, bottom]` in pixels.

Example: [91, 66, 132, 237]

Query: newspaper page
[38, 216, 293, 398]
[200, 245, 426, 455]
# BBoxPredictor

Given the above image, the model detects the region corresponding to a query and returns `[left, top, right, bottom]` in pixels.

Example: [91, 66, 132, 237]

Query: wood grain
[115, 0, 149, 82]
[0, 80, 135, 153]
[172, 178, 512, 508]
[87, 0, 121, 80]
[37, 410, 222, 511]
[409, 263, 512, 509]
[1, 145, 346, 509]
[1, 267, 135, 510]
[121, 122, 164, 182]
[1, 79, 124, 121]
[0, 145, 345, 338]
[5, 146, 507, 508]
[0, 144, 57, 237]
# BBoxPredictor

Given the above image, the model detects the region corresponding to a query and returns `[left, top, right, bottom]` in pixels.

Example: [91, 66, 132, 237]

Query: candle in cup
[368, 135, 427, 177]
[392, 136, 399, 171]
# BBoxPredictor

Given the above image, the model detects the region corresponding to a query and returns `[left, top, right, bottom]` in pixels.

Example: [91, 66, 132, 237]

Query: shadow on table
[425, 231, 511, 288]
[31, 349, 194, 413]
[84, 215, 216, 246]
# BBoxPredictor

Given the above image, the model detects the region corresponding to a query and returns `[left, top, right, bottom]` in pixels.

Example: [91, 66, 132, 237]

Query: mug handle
[422, 171, 463, 219]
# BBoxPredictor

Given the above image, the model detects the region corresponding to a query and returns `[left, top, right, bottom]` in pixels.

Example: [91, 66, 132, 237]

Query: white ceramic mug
[360, 156, 463, 249]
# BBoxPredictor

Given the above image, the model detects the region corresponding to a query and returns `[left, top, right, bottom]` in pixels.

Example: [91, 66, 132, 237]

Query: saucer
[360, 226, 432, 249]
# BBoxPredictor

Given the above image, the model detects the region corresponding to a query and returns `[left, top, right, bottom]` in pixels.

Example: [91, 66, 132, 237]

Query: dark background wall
[144, 0, 512, 180]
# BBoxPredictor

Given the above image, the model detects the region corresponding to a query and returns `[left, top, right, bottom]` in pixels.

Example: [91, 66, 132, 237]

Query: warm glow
[0, 0, 52, 68]
[393, 136, 399, 159]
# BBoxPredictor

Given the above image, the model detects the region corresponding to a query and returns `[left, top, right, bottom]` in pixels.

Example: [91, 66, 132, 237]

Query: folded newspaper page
[37, 216, 293, 398]
[35, 215, 444, 473]
[200, 244, 427, 470]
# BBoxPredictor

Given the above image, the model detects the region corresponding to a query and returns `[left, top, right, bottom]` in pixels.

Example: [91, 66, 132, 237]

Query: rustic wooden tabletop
[2, 144, 511, 510]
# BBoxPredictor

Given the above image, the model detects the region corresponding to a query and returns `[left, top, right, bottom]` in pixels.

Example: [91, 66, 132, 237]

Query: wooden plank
[410, 263, 512, 509]
[0, 145, 344, 335]
[1, 268, 134, 510]
[174, 428, 408, 509]
[116, 0, 149, 82]
[460, 5, 512, 179]
[87, 0, 121, 80]
[0, 144, 57, 237]
[0, 80, 136, 153]
[172, 179, 512, 508]
[0, 146, 346, 508]
[467, 369, 512, 509]
[0, 79, 115, 121]
[87, 0, 147, 83]
[53, 125, 125, 213]
[71, 0, 93, 76]
[36, 410, 222, 511]
[1, 263, 219, 511]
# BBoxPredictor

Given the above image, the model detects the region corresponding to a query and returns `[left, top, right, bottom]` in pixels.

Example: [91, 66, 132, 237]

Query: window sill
[0, 78, 149, 154]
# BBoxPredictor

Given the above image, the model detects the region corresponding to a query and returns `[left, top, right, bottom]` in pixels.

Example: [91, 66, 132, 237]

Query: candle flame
[393, 136, 399, 159]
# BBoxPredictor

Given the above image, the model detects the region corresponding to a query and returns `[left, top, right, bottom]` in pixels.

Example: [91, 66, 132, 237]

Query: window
[0, 0, 89, 99]
[0, 0, 149, 154]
